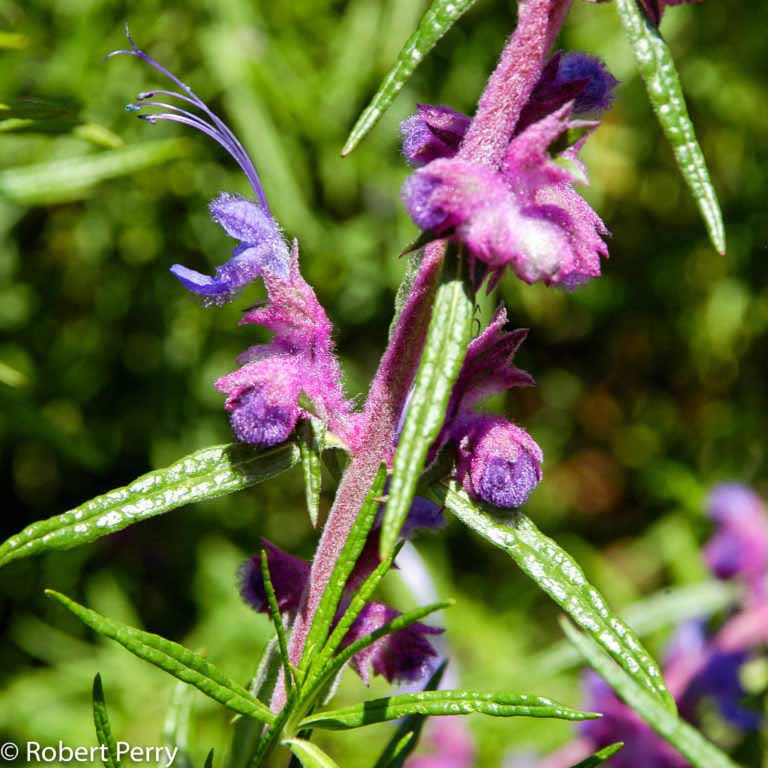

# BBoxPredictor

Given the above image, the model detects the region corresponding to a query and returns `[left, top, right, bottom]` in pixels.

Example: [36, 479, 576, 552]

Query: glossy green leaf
[47, 591, 275, 724]
[297, 418, 326, 528]
[0, 442, 300, 569]
[569, 743, 624, 768]
[92, 674, 121, 768]
[561, 618, 742, 768]
[536, 579, 738, 675]
[433, 481, 676, 712]
[301, 689, 598, 731]
[382, 251, 474, 557]
[283, 739, 340, 768]
[161, 681, 194, 768]
[342, 0, 477, 155]
[299, 464, 388, 678]
[0, 138, 193, 205]
[372, 661, 447, 768]
[261, 551, 294, 692]
[614, 0, 725, 254]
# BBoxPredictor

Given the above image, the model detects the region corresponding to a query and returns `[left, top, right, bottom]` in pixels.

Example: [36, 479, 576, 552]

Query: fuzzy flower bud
[454, 416, 543, 509]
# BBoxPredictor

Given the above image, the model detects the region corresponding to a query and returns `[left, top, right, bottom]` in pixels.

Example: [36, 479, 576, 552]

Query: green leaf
[568, 743, 624, 768]
[434, 482, 676, 712]
[372, 661, 447, 768]
[161, 681, 195, 768]
[47, 590, 275, 724]
[92, 674, 121, 768]
[536, 580, 738, 675]
[261, 551, 294, 692]
[382, 250, 475, 557]
[283, 739, 340, 768]
[203, 749, 215, 768]
[297, 418, 326, 528]
[614, 0, 725, 254]
[0, 138, 193, 205]
[299, 464, 389, 679]
[0, 442, 299, 569]
[300, 690, 598, 731]
[560, 618, 742, 768]
[342, 0, 478, 155]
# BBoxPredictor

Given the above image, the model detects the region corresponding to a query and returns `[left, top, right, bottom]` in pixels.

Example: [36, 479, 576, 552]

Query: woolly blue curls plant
[0, 0, 737, 766]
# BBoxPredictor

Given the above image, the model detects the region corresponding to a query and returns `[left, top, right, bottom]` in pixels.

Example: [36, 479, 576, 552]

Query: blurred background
[1, 0, 767, 765]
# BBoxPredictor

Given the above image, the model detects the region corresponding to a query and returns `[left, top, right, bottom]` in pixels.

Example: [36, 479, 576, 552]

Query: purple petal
[343, 602, 442, 684]
[239, 540, 310, 613]
[209, 193, 283, 246]
[556, 53, 618, 115]
[401, 104, 471, 168]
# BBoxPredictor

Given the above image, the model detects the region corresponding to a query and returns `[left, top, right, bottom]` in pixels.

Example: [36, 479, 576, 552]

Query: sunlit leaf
[614, 0, 725, 254]
[0, 442, 300, 569]
[47, 591, 275, 724]
[433, 481, 676, 712]
[561, 618, 741, 768]
[342, 0, 478, 155]
[283, 739, 340, 768]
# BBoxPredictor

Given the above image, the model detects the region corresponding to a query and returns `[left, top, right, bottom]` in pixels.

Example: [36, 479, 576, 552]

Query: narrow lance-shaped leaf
[261, 551, 294, 692]
[300, 690, 599, 731]
[342, 0, 478, 155]
[204, 749, 215, 768]
[161, 681, 195, 768]
[560, 618, 742, 768]
[536, 579, 738, 675]
[0, 441, 300, 569]
[47, 591, 275, 724]
[568, 743, 624, 768]
[299, 464, 389, 679]
[614, 0, 725, 254]
[297, 418, 326, 528]
[372, 661, 447, 768]
[433, 481, 676, 712]
[382, 249, 475, 557]
[297, 541, 405, 717]
[283, 739, 341, 768]
[92, 674, 121, 768]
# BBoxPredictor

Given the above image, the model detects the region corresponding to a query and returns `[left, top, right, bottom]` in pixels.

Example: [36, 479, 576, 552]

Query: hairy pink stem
[270, 242, 445, 710]
[458, 0, 572, 167]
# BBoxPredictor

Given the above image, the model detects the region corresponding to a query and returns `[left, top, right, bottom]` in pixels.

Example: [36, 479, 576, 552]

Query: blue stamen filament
[107, 25, 270, 215]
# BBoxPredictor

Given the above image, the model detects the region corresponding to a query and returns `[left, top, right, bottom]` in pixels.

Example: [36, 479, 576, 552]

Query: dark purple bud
[227, 385, 299, 447]
[454, 416, 543, 509]
[239, 540, 310, 614]
[556, 53, 618, 115]
[704, 484, 768, 595]
[343, 602, 442, 684]
[401, 104, 471, 168]
[401, 173, 453, 233]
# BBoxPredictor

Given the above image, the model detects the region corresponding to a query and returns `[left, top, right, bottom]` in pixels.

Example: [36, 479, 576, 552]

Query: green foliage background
[1, 0, 766, 765]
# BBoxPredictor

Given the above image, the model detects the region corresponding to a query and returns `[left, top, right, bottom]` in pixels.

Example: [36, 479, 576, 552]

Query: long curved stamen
[107, 26, 270, 214]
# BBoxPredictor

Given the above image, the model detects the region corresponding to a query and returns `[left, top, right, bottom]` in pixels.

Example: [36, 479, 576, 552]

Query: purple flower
[109, 30, 289, 304]
[580, 674, 689, 768]
[704, 483, 768, 597]
[342, 601, 443, 684]
[401, 105, 472, 168]
[402, 105, 609, 288]
[405, 718, 475, 768]
[216, 247, 359, 448]
[239, 540, 310, 614]
[429, 307, 543, 509]
[637, 0, 703, 26]
[240, 534, 443, 685]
